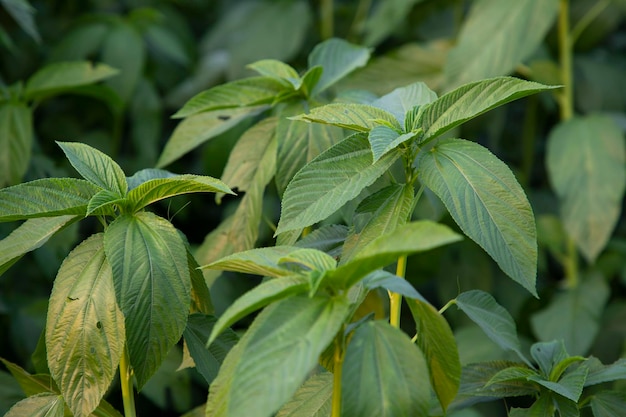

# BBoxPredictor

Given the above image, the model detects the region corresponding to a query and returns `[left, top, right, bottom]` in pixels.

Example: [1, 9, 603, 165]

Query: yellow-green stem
[320, 0, 334, 40]
[389, 255, 407, 328]
[331, 331, 345, 417]
[120, 347, 136, 417]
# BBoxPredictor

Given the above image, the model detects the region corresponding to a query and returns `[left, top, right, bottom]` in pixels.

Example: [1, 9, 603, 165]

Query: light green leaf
[207, 275, 309, 346]
[247, 59, 300, 88]
[275, 102, 344, 195]
[126, 175, 233, 212]
[0, 358, 58, 396]
[157, 106, 263, 168]
[290, 103, 400, 132]
[341, 320, 430, 417]
[531, 273, 610, 356]
[126, 168, 176, 190]
[0, 178, 100, 222]
[276, 372, 332, 417]
[308, 38, 370, 95]
[206, 295, 350, 417]
[407, 298, 460, 412]
[298, 66, 323, 98]
[455, 290, 529, 365]
[0, 101, 32, 187]
[183, 314, 238, 385]
[24, 61, 118, 100]
[367, 126, 415, 162]
[418, 139, 537, 295]
[220, 117, 277, 199]
[371, 81, 437, 127]
[331, 220, 462, 289]
[202, 246, 301, 277]
[46, 234, 125, 417]
[342, 184, 415, 262]
[103, 212, 190, 388]
[57, 141, 127, 196]
[419, 77, 557, 143]
[276, 133, 401, 235]
[0, 215, 77, 276]
[173, 77, 286, 118]
[445, 0, 559, 88]
[101, 22, 144, 102]
[278, 248, 337, 272]
[362, 270, 426, 301]
[584, 358, 626, 387]
[4, 393, 64, 417]
[590, 391, 626, 417]
[546, 115, 626, 262]
[86, 189, 125, 216]
[1, 0, 40, 43]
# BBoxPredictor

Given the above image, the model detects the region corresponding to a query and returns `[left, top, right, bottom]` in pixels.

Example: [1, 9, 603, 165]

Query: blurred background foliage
[1, 0, 625, 415]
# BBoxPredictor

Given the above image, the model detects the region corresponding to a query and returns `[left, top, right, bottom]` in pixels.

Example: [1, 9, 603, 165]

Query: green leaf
[103, 212, 190, 388]
[362, 270, 426, 301]
[275, 103, 344, 195]
[86, 189, 125, 216]
[205, 295, 350, 417]
[202, 246, 301, 278]
[342, 184, 415, 262]
[308, 38, 370, 95]
[295, 224, 348, 257]
[157, 106, 264, 168]
[419, 77, 557, 143]
[455, 290, 529, 365]
[57, 141, 127, 196]
[126, 174, 233, 212]
[278, 248, 337, 272]
[530, 273, 610, 356]
[4, 393, 64, 417]
[207, 275, 309, 346]
[584, 358, 626, 387]
[367, 126, 415, 163]
[341, 320, 430, 417]
[590, 391, 626, 417]
[290, 103, 400, 132]
[46, 233, 125, 417]
[485, 366, 538, 386]
[298, 66, 323, 98]
[528, 365, 588, 402]
[407, 298, 460, 412]
[0, 215, 77, 276]
[0, 178, 101, 222]
[445, 0, 559, 88]
[173, 77, 286, 118]
[0, 101, 32, 187]
[546, 115, 626, 262]
[1, 0, 40, 43]
[510, 395, 555, 417]
[183, 314, 238, 385]
[418, 139, 538, 295]
[330, 220, 462, 289]
[101, 22, 144, 102]
[126, 168, 176, 190]
[530, 340, 570, 379]
[371, 81, 437, 127]
[247, 59, 300, 88]
[0, 358, 58, 396]
[361, 0, 424, 46]
[275, 372, 332, 417]
[24, 61, 118, 100]
[188, 250, 214, 315]
[276, 133, 401, 235]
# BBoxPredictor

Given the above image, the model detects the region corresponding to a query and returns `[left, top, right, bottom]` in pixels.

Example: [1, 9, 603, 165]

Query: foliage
[1, 1, 626, 417]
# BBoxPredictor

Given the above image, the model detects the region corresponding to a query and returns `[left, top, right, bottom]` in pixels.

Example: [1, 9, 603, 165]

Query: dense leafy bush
[1, 1, 626, 416]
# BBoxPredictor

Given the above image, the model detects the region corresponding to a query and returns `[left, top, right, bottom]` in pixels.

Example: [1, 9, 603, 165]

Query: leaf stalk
[119, 346, 137, 417]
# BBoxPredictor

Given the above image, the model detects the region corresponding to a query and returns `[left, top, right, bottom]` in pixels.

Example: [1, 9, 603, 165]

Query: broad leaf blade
[363, 270, 426, 301]
[205, 295, 350, 417]
[0, 215, 77, 276]
[57, 141, 127, 196]
[590, 391, 626, 417]
[407, 298, 461, 412]
[455, 290, 528, 364]
[290, 103, 400, 132]
[275, 372, 333, 417]
[0, 358, 58, 396]
[444, 0, 559, 88]
[202, 246, 301, 278]
[247, 59, 300, 88]
[104, 212, 190, 388]
[341, 321, 431, 417]
[276, 133, 401, 235]
[4, 393, 64, 417]
[584, 358, 626, 387]
[546, 115, 626, 262]
[420, 77, 557, 143]
[367, 126, 414, 163]
[101, 22, 144, 102]
[46, 234, 125, 417]
[207, 275, 309, 346]
[24, 61, 119, 99]
[173, 77, 286, 118]
[127, 175, 233, 212]
[0, 101, 32, 187]
[371, 81, 437, 126]
[86, 189, 125, 216]
[308, 38, 370, 95]
[0, 178, 100, 222]
[157, 106, 263, 168]
[418, 139, 537, 295]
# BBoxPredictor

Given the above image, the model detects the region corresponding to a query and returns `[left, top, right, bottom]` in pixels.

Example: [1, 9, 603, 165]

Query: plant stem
[389, 255, 407, 328]
[570, 0, 611, 45]
[119, 347, 136, 417]
[320, 0, 334, 40]
[331, 330, 345, 417]
[348, 0, 372, 42]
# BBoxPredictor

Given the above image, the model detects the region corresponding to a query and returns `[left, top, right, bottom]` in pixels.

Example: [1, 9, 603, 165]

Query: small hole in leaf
[218, 115, 230, 121]
[96, 321, 102, 329]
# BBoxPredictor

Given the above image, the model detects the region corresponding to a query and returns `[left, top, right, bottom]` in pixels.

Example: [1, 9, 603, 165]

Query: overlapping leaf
[275, 372, 332, 417]
[24, 61, 119, 99]
[289, 103, 400, 132]
[202, 246, 301, 277]
[308, 38, 370, 95]
[0, 101, 32, 187]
